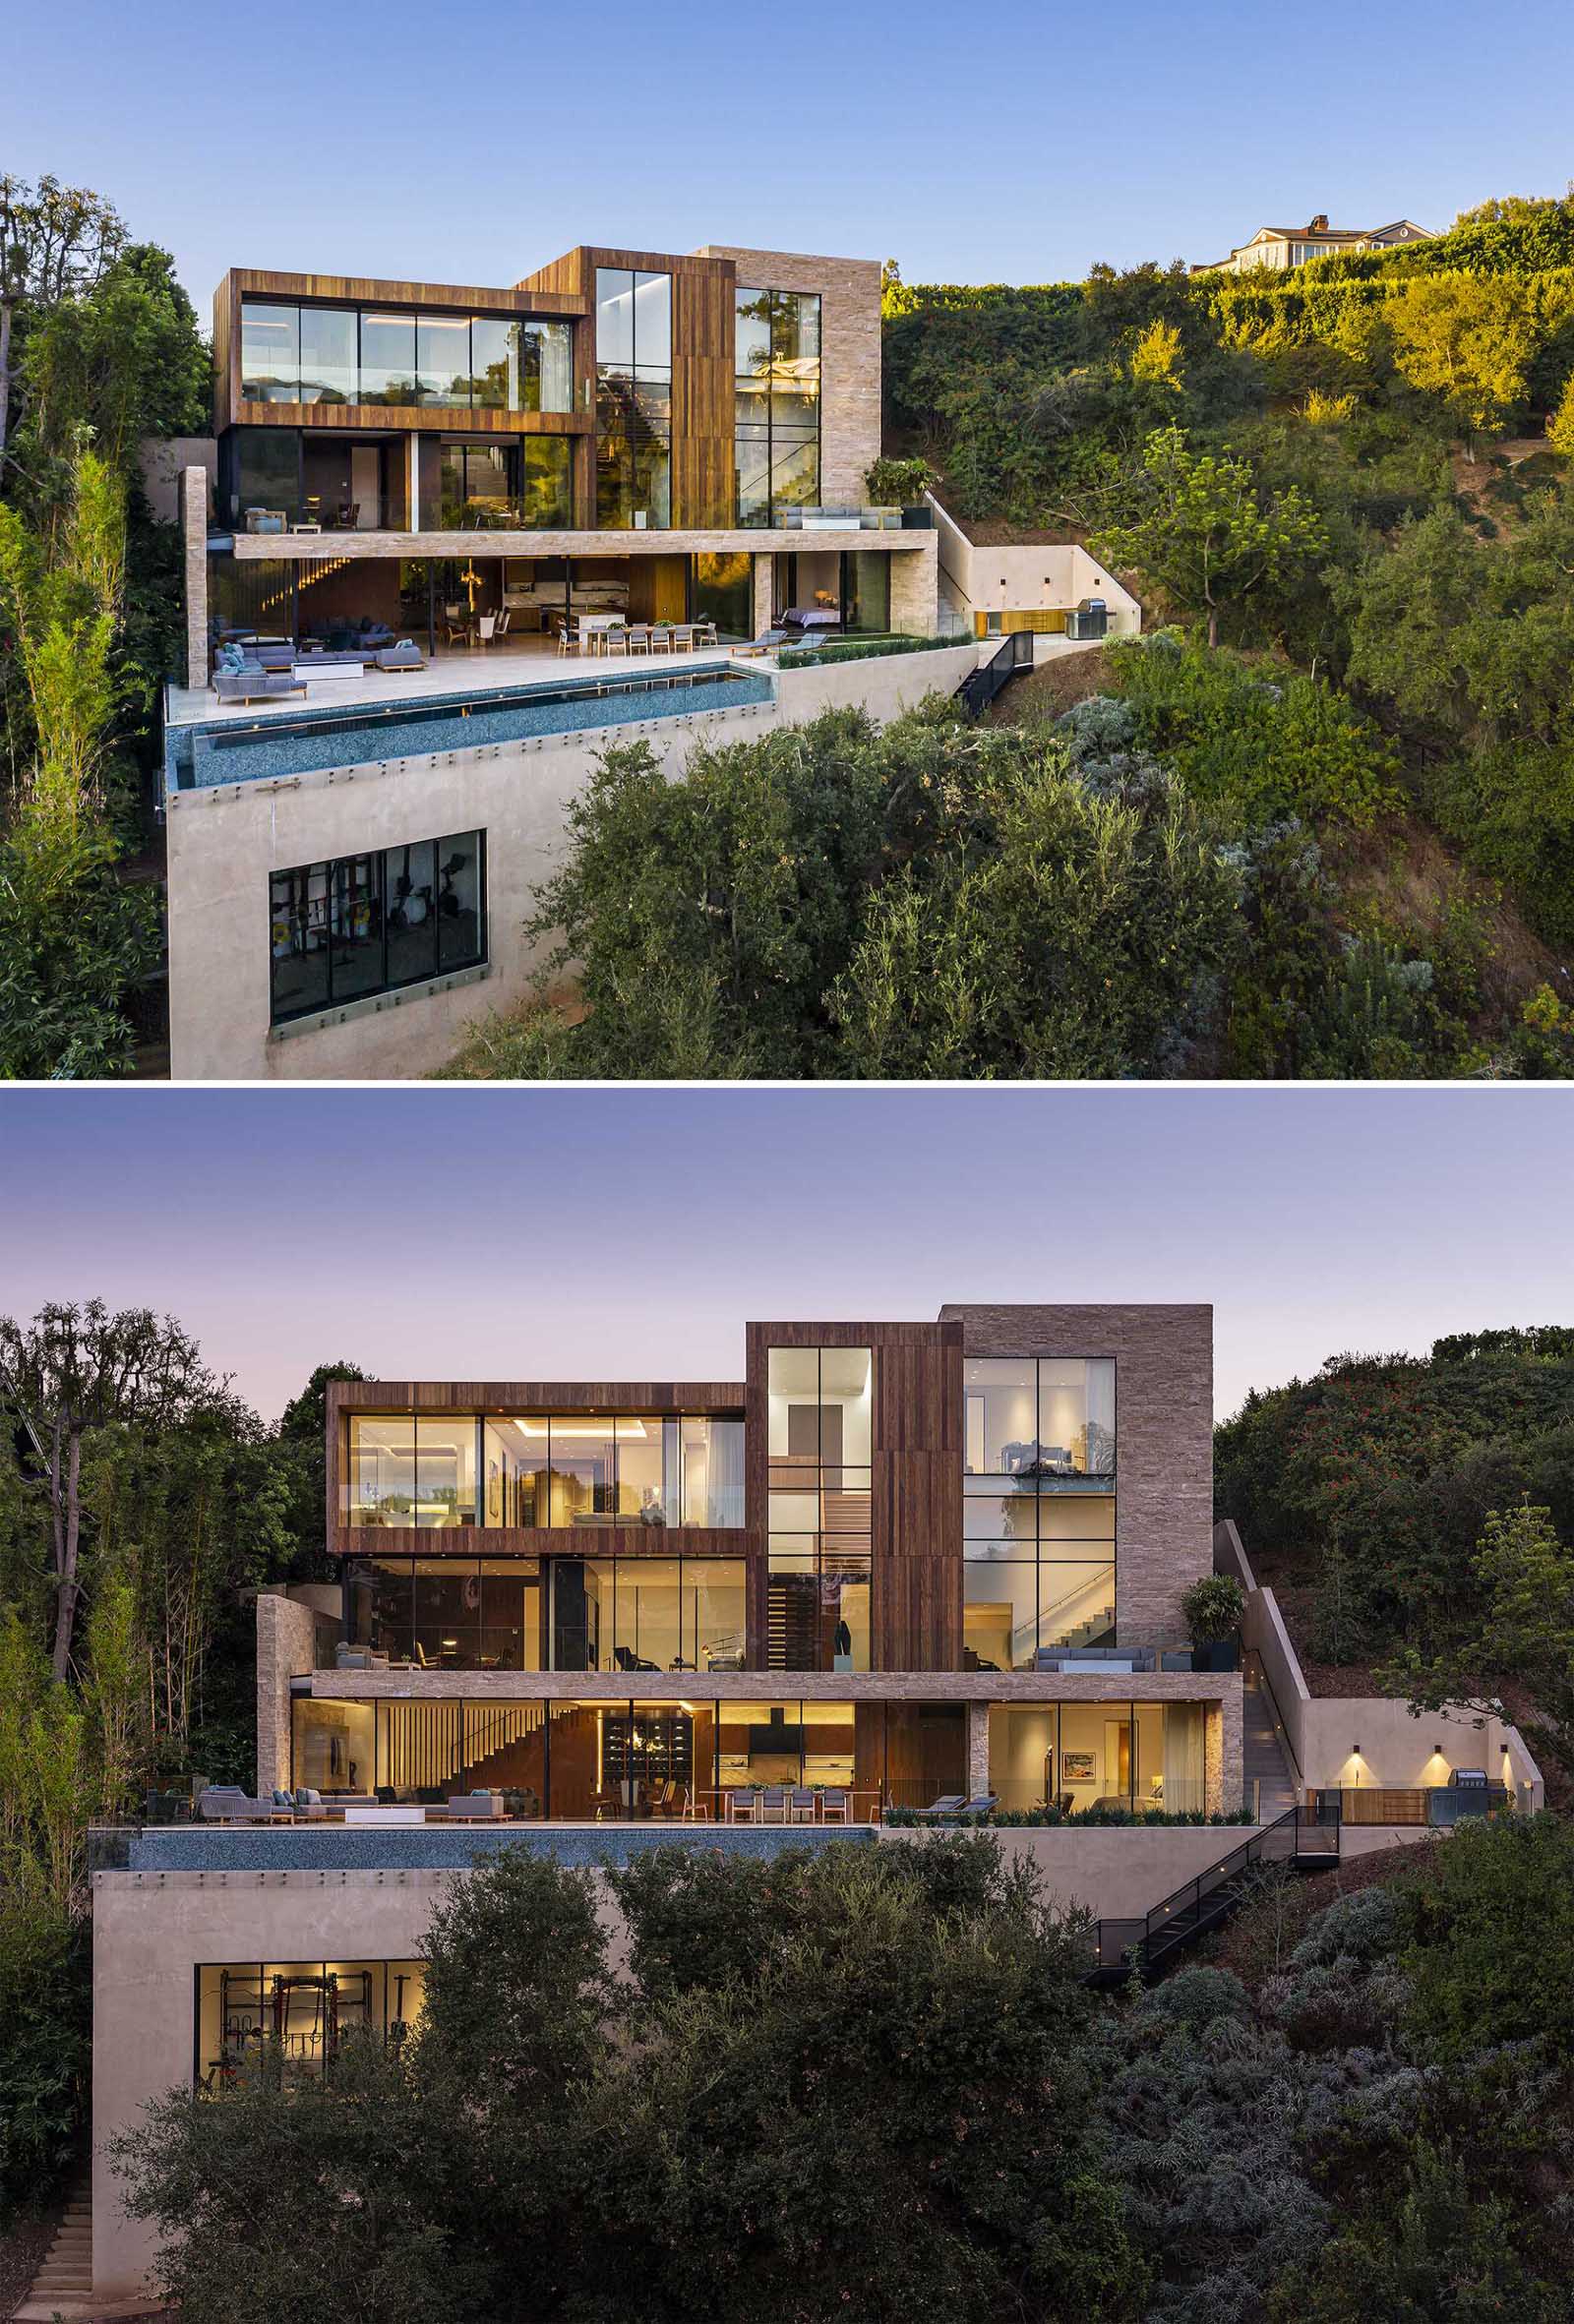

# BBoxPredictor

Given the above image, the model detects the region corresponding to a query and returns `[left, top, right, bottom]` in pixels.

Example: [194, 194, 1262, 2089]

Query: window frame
[269, 827, 487, 1027]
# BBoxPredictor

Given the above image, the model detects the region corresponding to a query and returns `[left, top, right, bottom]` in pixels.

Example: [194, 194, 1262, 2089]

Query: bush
[775, 631, 961, 667]
[0, 1889, 91, 2214]
[1180, 1574, 1245, 1644]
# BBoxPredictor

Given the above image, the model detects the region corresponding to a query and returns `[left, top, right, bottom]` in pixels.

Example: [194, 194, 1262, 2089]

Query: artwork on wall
[1061, 1750, 1097, 1784]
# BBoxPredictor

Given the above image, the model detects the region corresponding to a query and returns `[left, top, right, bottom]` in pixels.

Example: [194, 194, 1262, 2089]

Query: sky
[5, 0, 1573, 304]
[0, 1087, 1568, 1423]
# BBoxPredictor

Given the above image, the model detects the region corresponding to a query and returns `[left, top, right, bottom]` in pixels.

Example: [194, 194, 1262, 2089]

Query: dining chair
[680, 1787, 711, 1823]
[760, 1784, 791, 1824]
[819, 1789, 850, 1824]
[477, 615, 497, 647]
[788, 1787, 817, 1824]
[672, 625, 695, 653]
[627, 625, 652, 657]
[729, 1787, 759, 1824]
[494, 608, 512, 639]
[557, 621, 576, 657]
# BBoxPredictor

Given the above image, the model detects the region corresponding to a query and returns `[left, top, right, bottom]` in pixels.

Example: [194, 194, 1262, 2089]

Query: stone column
[255, 1591, 321, 1795]
[888, 536, 938, 637]
[752, 553, 774, 636]
[966, 1701, 991, 1797]
[180, 466, 209, 688]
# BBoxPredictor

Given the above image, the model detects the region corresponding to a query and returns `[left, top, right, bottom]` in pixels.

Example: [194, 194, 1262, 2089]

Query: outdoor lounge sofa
[432, 1791, 507, 1822]
[212, 644, 306, 704]
[198, 1785, 287, 1822]
[376, 639, 425, 671]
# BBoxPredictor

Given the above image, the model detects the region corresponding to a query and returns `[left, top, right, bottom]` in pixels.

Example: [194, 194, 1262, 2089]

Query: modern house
[1191, 212, 1432, 274]
[82, 1298, 1544, 2304]
[180, 244, 938, 688]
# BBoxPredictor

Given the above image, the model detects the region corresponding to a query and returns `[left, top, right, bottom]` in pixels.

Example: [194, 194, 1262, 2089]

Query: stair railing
[1087, 1802, 1339, 1981]
[955, 627, 1033, 715]
[1244, 1646, 1305, 1797]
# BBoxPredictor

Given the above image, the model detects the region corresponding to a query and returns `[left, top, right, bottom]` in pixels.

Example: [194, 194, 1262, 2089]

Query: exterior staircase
[1243, 1651, 1299, 1820]
[12, 2180, 167, 2320]
[1084, 1802, 1341, 1987]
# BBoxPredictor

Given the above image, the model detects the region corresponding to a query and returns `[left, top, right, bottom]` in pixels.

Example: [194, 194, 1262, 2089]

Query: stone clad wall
[696, 245, 882, 506]
[938, 1303, 1215, 1646]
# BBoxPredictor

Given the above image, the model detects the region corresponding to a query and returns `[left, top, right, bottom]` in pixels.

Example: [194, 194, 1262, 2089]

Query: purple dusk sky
[0, 1088, 1566, 1424]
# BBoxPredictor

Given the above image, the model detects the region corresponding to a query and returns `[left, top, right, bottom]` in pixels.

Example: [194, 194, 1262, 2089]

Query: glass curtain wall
[351, 1411, 744, 1528]
[961, 1358, 1117, 1671]
[342, 1555, 746, 1675]
[240, 298, 573, 412]
[987, 1701, 1208, 1816]
[290, 1696, 976, 1819]
[735, 286, 821, 524]
[764, 1348, 873, 1671]
[594, 268, 671, 527]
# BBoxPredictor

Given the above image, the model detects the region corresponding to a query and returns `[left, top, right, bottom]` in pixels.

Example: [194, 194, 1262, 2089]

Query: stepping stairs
[13, 2184, 91, 2318]
[1243, 1654, 1298, 1820]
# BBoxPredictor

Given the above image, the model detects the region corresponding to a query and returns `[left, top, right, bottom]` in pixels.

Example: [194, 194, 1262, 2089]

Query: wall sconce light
[1352, 1743, 1361, 1757]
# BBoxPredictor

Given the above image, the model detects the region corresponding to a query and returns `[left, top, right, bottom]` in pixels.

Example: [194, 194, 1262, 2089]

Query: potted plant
[1180, 1575, 1245, 1671]
[864, 455, 937, 528]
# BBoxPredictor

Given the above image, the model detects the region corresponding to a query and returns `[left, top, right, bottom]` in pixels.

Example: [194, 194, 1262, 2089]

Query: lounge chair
[732, 628, 792, 657]
[612, 1644, 658, 1674]
[376, 639, 425, 672]
[911, 1794, 966, 1821]
[911, 1792, 999, 1822]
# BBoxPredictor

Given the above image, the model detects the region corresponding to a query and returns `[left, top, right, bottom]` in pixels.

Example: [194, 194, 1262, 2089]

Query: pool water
[164, 664, 773, 794]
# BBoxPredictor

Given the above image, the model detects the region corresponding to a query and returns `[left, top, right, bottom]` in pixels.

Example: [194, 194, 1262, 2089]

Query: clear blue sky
[0, 1088, 1567, 1423]
[6, 0, 1572, 306]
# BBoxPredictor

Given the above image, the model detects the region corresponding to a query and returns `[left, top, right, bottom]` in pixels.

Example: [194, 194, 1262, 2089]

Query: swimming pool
[164, 663, 774, 795]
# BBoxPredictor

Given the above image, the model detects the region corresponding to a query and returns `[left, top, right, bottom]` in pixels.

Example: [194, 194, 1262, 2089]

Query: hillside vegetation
[882, 192, 1574, 1072]
[1215, 1327, 1574, 1784]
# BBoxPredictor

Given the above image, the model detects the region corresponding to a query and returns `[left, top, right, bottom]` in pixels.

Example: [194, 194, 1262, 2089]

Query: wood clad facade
[326, 1377, 745, 1558]
[744, 1320, 964, 1675]
[220, 245, 741, 530]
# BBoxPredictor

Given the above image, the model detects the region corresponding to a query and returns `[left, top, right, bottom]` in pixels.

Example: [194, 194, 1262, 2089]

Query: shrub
[1180, 1574, 1245, 1644]
[0, 1888, 91, 2214]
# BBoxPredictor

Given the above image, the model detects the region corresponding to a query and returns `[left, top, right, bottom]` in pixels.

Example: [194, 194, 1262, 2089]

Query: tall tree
[0, 174, 124, 463]
[0, 1300, 230, 1679]
[1091, 425, 1328, 646]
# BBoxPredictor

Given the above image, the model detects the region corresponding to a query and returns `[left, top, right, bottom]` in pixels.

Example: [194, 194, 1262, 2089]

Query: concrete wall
[929, 497, 1142, 646]
[940, 1305, 1215, 1645]
[888, 1822, 1271, 1925]
[1216, 1520, 1545, 1808]
[696, 246, 881, 507]
[91, 1866, 628, 2297]
[165, 635, 974, 1082]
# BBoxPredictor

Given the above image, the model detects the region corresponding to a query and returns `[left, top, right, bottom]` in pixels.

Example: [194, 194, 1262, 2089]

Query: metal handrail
[955, 628, 1033, 715]
[1087, 1802, 1339, 1981]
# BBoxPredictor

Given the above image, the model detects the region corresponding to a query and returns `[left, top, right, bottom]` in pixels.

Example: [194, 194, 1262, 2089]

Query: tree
[832, 745, 1240, 1077]
[1090, 425, 1328, 646]
[0, 444, 160, 1074]
[21, 241, 210, 473]
[1547, 370, 1574, 455]
[0, 173, 125, 461]
[1385, 272, 1547, 455]
[1385, 1502, 1574, 1782]
[0, 1299, 230, 1679]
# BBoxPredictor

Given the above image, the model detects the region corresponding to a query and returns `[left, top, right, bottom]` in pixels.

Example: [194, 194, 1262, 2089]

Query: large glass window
[240, 302, 299, 401]
[417, 314, 472, 406]
[765, 1346, 872, 1670]
[596, 268, 671, 529]
[987, 1701, 1208, 1817]
[348, 1417, 417, 1525]
[240, 299, 572, 412]
[547, 1554, 748, 1672]
[196, 1959, 426, 2091]
[358, 311, 418, 405]
[520, 437, 573, 527]
[270, 828, 485, 1026]
[291, 1697, 376, 1795]
[962, 1355, 1116, 1669]
[229, 426, 301, 527]
[298, 308, 356, 405]
[735, 286, 821, 525]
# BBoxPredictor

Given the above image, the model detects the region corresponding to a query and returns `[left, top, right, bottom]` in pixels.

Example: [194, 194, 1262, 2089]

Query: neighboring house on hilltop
[1192, 211, 1432, 274]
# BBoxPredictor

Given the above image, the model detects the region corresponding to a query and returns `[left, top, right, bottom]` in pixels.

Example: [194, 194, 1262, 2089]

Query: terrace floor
[165, 639, 751, 729]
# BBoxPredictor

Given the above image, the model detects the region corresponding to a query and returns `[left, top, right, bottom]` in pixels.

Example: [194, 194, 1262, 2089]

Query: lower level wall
[166, 645, 980, 1081]
[884, 1822, 1270, 1922]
